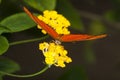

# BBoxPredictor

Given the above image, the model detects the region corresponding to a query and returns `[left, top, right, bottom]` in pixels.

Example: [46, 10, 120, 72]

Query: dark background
[1, 0, 120, 80]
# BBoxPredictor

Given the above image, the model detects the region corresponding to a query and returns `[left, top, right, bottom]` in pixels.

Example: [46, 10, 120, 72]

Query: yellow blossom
[39, 42, 72, 68]
[37, 10, 71, 35]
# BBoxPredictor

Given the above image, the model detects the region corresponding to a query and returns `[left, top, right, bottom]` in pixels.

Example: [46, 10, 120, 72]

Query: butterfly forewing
[60, 34, 107, 42]
[23, 7, 59, 39]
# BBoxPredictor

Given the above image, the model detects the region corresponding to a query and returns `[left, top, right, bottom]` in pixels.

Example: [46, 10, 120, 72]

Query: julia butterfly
[23, 7, 107, 42]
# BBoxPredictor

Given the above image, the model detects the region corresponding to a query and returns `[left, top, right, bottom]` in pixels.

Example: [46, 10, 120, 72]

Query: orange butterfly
[23, 7, 107, 42]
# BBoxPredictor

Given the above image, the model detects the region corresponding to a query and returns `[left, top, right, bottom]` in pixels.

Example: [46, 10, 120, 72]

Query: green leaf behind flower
[23, 0, 56, 11]
[0, 76, 2, 80]
[0, 57, 20, 77]
[0, 26, 10, 35]
[0, 36, 9, 55]
[0, 0, 1, 4]
[89, 20, 106, 35]
[59, 66, 88, 80]
[104, 10, 120, 22]
[56, 0, 84, 32]
[0, 13, 36, 33]
[84, 41, 96, 64]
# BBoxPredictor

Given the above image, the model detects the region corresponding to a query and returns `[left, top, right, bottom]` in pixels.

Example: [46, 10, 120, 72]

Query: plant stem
[9, 35, 49, 46]
[0, 65, 49, 78]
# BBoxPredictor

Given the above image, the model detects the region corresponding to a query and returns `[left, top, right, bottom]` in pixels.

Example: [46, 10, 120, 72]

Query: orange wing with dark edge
[23, 7, 59, 39]
[59, 34, 107, 42]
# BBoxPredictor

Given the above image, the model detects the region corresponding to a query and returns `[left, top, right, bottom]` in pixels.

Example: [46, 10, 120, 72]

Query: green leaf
[23, 0, 56, 11]
[0, 76, 2, 80]
[0, 24, 11, 35]
[0, 36, 9, 55]
[89, 20, 106, 35]
[0, 0, 1, 4]
[0, 26, 10, 35]
[0, 57, 20, 76]
[0, 13, 36, 33]
[56, 0, 84, 32]
[104, 10, 115, 22]
[104, 10, 120, 22]
[84, 41, 96, 64]
[59, 66, 88, 80]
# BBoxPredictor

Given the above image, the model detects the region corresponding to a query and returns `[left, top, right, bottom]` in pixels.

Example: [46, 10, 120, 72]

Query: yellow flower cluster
[37, 10, 71, 35]
[39, 42, 72, 68]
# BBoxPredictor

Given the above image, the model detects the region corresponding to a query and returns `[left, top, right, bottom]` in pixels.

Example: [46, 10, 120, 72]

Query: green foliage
[89, 20, 106, 35]
[56, 0, 84, 32]
[59, 66, 88, 80]
[0, 57, 20, 76]
[104, 0, 120, 22]
[84, 47, 96, 63]
[0, 26, 10, 35]
[0, 0, 1, 4]
[0, 36, 9, 55]
[0, 13, 36, 33]
[23, 0, 56, 11]
[84, 41, 96, 64]
[104, 10, 120, 22]
[104, 11, 116, 22]
[0, 76, 3, 80]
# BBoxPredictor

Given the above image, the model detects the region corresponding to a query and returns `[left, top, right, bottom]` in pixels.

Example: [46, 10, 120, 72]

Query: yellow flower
[37, 10, 71, 35]
[39, 42, 72, 68]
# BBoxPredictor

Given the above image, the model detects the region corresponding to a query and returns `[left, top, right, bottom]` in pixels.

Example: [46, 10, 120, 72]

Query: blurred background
[0, 0, 120, 80]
